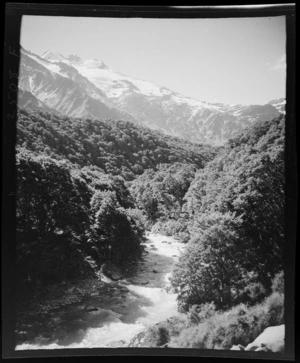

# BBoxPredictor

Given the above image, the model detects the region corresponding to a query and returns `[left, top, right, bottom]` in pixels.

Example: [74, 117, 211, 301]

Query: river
[16, 232, 185, 350]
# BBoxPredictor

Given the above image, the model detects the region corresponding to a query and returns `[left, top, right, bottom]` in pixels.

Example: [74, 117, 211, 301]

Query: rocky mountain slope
[18, 48, 136, 123]
[268, 98, 286, 114]
[18, 47, 285, 145]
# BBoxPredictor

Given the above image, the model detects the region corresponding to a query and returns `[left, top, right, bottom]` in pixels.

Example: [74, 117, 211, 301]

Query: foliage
[169, 291, 284, 349]
[130, 163, 196, 238]
[271, 271, 284, 294]
[89, 190, 143, 264]
[16, 151, 144, 298]
[188, 302, 217, 325]
[17, 108, 217, 181]
[16, 105, 286, 332]
[172, 116, 285, 311]
[129, 316, 188, 347]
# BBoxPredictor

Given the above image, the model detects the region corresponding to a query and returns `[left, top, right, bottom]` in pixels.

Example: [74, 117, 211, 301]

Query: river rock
[119, 279, 130, 285]
[152, 269, 158, 273]
[254, 346, 271, 352]
[100, 261, 124, 281]
[245, 325, 285, 353]
[131, 279, 149, 285]
[230, 344, 245, 350]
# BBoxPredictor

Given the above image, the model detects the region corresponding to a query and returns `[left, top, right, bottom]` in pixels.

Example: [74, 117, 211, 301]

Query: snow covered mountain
[18, 89, 60, 115]
[268, 98, 286, 114]
[18, 48, 284, 145]
[18, 48, 137, 123]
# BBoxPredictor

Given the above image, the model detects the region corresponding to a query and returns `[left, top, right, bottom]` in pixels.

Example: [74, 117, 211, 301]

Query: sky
[20, 15, 286, 105]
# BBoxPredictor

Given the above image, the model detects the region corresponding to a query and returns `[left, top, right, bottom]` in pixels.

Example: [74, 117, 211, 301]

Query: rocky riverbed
[16, 232, 185, 350]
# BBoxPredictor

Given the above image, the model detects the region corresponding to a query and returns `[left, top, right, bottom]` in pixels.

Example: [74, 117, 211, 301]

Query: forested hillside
[127, 115, 285, 349]
[173, 115, 285, 312]
[130, 163, 197, 239]
[15, 105, 285, 350]
[16, 150, 145, 299]
[17, 108, 217, 181]
[16, 107, 217, 302]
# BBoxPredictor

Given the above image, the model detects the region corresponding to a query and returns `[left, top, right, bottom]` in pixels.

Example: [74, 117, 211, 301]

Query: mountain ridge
[18, 47, 285, 145]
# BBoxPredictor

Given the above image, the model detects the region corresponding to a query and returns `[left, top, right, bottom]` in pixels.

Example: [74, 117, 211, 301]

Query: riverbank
[16, 232, 185, 349]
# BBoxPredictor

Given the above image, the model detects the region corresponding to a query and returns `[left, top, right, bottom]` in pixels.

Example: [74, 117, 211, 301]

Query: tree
[172, 116, 285, 312]
[89, 190, 143, 265]
[171, 213, 253, 312]
[16, 152, 94, 283]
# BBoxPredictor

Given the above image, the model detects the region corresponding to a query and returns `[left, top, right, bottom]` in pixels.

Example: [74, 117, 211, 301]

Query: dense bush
[16, 151, 93, 283]
[169, 291, 284, 349]
[187, 302, 217, 325]
[16, 105, 286, 348]
[172, 116, 285, 312]
[129, 316, 188, 347]
[89, 190, 143, 265]
[17, 108, 217, 181]
[130, 163, 197, 238]
[272, 271, 284, 294]
[16, 150, 144, 298]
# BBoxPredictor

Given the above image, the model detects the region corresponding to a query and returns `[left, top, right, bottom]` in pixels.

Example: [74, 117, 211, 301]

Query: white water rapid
[16, 233, 185, 350]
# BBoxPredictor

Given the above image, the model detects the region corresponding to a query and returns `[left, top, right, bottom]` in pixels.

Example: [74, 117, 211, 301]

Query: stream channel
[16, 232, 185, 349]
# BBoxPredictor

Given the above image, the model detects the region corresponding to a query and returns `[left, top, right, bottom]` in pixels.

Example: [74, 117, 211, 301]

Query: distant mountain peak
[19, 47, 283, 146]
[82, 59, 109, 70]
[67, 54, 82, 64]
[41, 49, 67, 62]
[268, 98, 286, 114]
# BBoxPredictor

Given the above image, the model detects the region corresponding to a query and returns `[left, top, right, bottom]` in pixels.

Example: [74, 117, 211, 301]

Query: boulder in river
[100, 261, 124, 281]
[230, 344, 245, 350]
[245, 325, 285, 353]
[119, 279, 130, 285]
[130, 278, 149, 285]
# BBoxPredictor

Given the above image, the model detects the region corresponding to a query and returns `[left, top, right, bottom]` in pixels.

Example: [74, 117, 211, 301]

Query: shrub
[169, 292, 284, 349]
[264, 292, 284, 326]
[130, 316, 188, 347]
[126, 208, 147, 231]
[188, 302, 216, 325]
[239, 282, 267, 306]
[272, 271, 284, 294]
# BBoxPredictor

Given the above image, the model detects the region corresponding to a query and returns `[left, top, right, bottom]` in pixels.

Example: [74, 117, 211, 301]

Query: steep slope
[17, 108, 217, 181]
[18, 48, 137, 123]
[56, 52, 281, 145]
[19, 48, 283, 146]
[18, 89, 60, 115]
[268, 98, 286, 114]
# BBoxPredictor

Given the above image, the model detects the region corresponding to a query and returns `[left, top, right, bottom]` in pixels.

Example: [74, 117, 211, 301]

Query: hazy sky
[20, 15, 286, 105]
